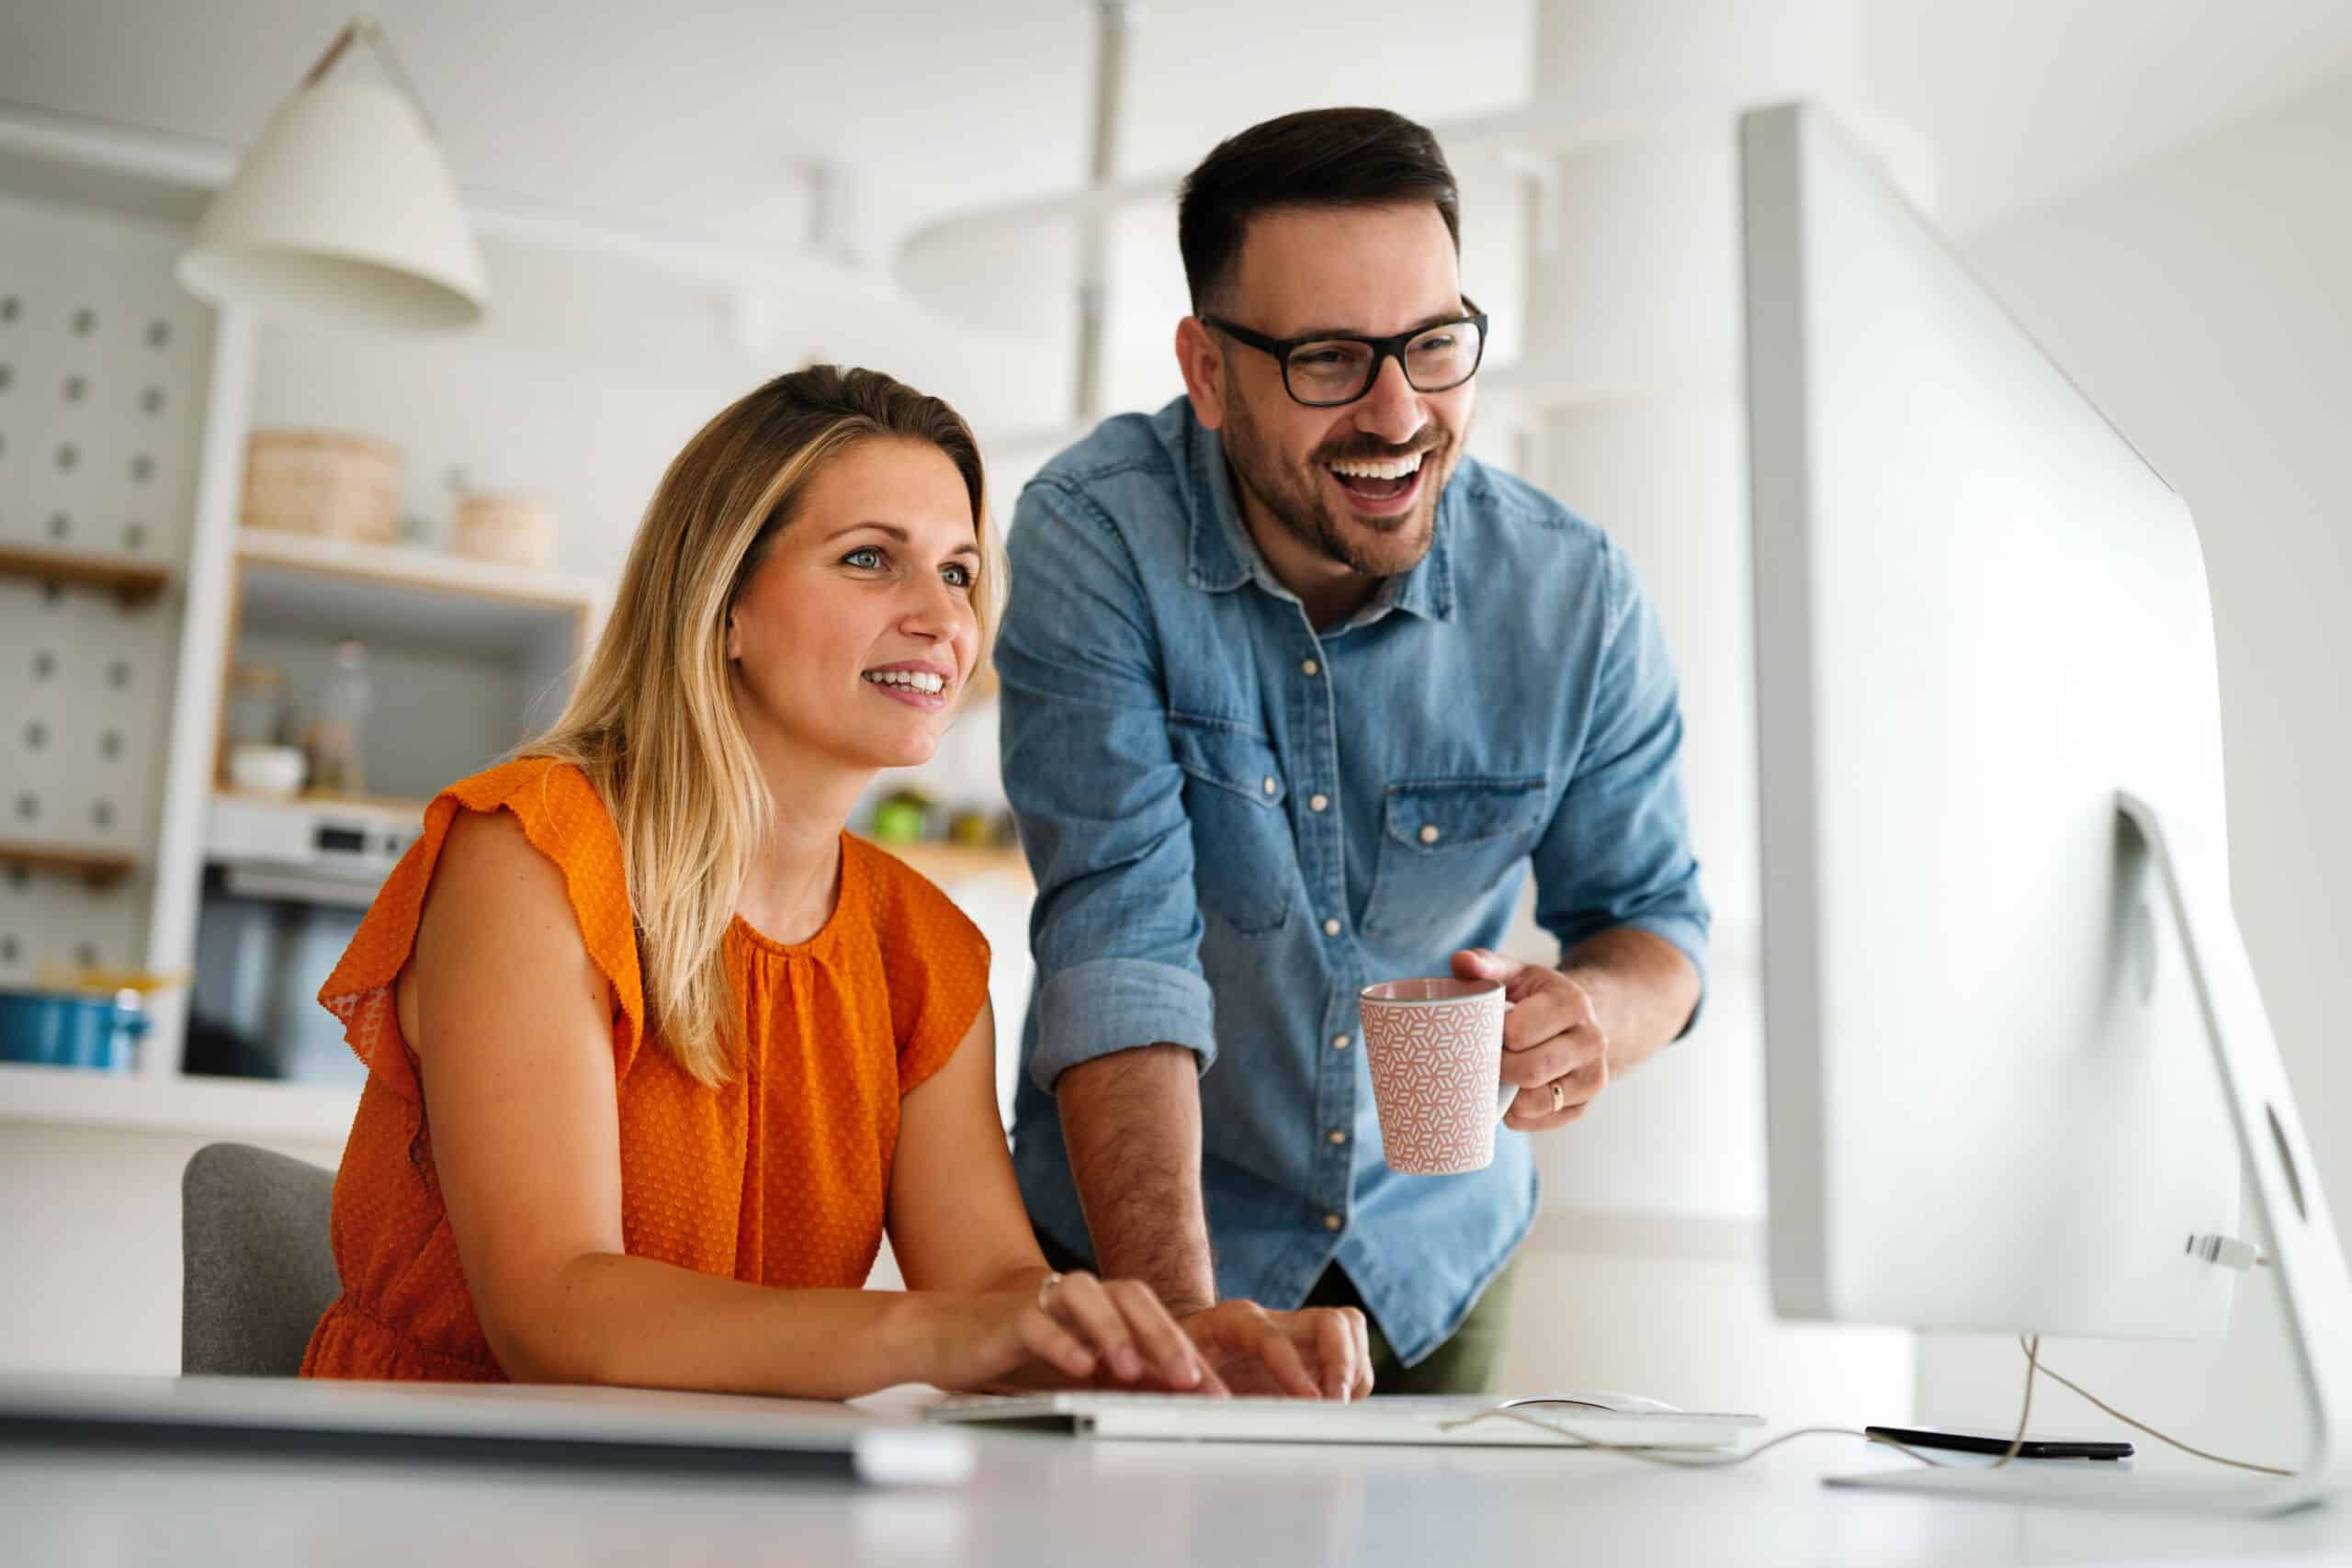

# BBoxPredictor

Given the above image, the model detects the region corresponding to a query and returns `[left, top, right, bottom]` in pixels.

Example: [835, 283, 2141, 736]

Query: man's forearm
[1055, 1043, 1218, 1314]
[1562, 927, 1702, 1077]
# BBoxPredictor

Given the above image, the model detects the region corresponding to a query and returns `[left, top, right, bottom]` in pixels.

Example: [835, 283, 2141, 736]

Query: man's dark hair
[1176, 107, 1460, 312]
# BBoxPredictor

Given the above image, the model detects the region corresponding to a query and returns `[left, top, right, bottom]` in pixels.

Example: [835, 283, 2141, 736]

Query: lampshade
[177, 39, 488, 330]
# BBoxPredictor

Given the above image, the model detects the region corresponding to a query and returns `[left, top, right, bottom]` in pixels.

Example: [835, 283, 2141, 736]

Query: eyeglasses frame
[1198, 296, 1491, 408]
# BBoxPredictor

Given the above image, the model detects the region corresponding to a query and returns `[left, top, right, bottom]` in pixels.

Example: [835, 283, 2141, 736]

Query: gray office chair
[180, 1143, 340, 1376]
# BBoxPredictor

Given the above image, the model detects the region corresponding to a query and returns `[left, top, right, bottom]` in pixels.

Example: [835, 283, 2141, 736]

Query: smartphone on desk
[1865, 1425, 2133, 1461]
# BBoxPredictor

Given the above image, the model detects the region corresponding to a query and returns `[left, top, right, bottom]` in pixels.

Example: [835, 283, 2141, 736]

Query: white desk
[5, 1386, 2347, 1568]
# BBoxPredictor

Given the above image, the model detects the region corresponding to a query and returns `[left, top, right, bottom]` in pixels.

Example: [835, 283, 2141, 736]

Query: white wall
[1501, 1228, 1911, 1429]
[1916, 72, 2352, 1469]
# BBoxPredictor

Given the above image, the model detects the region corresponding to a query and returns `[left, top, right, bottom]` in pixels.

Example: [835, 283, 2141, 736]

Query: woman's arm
[401, 808, 1105, 1399]
[887, 999, 1214, 1393]
[885, 998, 1372, 1398]
[888, 999, 1374, 1400]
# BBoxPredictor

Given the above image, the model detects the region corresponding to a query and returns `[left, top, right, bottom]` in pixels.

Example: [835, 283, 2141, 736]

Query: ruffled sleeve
[853, 840, 993, 1094]
[316, 757, 648, 1095]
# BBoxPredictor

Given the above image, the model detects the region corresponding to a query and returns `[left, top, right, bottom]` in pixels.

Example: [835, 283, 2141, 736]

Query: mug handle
[1495, 999, 1518, 1122]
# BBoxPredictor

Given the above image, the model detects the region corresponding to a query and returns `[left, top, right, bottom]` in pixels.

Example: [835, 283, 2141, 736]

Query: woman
[302, 366, 1371, 1400]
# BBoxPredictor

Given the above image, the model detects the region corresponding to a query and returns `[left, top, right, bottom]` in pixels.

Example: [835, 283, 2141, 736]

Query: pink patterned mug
[1358, 977, 1519, 1175]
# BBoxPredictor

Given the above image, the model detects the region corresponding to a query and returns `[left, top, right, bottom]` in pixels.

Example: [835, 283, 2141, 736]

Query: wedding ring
[1551, 1082, 1566, 1113]
[1037, 1270, 1063, 1314]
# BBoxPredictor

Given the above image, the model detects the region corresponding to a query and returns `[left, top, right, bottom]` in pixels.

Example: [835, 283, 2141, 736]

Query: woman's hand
[922, 1270, 1231, 1395]
[1178, 1301, 1375, 1401]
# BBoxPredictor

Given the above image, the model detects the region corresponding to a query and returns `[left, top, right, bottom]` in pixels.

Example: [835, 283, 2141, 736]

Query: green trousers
[1300, 1253, 1521, 1395]
[1038, 1230, 1521, 1396]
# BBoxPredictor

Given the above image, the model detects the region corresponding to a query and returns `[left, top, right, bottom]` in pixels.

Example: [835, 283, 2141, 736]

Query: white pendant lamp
[176, 15, 489, 330]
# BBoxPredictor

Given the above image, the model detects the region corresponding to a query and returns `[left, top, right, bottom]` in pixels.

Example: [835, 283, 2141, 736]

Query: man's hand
[1453, 947, 1609, 1132]
[1177, 1300, 1374, 1401]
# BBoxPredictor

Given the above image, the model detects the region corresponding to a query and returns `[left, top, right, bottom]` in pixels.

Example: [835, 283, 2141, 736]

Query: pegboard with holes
[0, 190, 213, 988]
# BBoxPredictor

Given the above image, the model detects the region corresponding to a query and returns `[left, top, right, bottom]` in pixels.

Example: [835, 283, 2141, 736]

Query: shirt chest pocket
[1362, 776, 1551, 944]
[1169, 716, 1295, 934]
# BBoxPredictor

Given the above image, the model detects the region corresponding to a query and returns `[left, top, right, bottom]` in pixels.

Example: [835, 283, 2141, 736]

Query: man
[995, 107, 1709, 1395]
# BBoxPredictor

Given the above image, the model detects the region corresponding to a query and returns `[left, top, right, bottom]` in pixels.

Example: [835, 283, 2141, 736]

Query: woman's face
[726, 437, 982, 777]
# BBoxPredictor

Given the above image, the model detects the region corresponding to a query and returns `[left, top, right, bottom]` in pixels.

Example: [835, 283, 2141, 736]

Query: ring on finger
[1037, 1270, 1063, 1314]
[1550, 1081, 1566, 1113]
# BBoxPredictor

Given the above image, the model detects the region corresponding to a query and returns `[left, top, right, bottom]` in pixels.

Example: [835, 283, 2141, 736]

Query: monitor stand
[1828, 792, 2352, 1516]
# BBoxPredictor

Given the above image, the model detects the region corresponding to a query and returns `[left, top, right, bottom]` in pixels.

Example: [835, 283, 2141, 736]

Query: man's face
[1194, 202, 1476, 582]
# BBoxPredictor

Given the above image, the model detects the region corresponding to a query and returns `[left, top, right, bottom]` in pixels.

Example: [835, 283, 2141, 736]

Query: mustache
[1312, 430, 1450, 466]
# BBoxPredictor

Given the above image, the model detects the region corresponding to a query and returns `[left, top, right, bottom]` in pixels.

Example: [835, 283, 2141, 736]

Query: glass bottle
[306, 641, 373, 796]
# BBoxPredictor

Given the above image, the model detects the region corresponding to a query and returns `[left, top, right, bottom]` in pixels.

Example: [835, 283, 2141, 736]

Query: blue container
[0, 988, 147, 1071]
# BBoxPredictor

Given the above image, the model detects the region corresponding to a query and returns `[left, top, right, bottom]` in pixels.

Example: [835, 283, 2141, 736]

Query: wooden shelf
[0, 1061, 358, 1145]
[0, 840, 138, 886]
[231, 529, 604, 663]
[0, 542, 170, 605]
[200, 797, 1024, 887]
[860, 838, 1031, 889]
[233, 528, 602, 610]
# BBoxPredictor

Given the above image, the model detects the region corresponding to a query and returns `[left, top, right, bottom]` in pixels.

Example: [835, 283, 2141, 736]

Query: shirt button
[1301, 659, 1320, 677]
[1322, 917, 1341, 937]
[1331, 1033, 1351, 1051]
[1262, 776, 1278, 795]
[1308, 793, 1329, 813]
[1419, 824, 1441, 844]
[1328, 1129, 1348, 1145]
[1324, 1213, 1342, 1232]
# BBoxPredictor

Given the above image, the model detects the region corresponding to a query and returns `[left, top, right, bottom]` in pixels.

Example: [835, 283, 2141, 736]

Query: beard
[1220, 387, 1456, 581]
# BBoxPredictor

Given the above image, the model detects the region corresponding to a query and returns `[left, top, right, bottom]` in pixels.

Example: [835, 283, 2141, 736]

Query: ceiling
[2, 0, 2347, 274]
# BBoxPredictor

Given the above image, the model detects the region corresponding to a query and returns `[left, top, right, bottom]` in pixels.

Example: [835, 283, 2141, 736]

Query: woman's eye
[942, 563, 974, 589]
[843, 547, 884, 570]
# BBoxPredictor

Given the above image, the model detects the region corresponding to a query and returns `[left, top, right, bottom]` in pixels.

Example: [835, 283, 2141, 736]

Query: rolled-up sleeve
[997, 479, 1218, 1091]
[1531, 545, 1712, 1032]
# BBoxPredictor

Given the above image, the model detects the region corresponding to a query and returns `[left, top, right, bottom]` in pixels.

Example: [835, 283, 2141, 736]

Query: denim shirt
[996, 397, 1710, 1364]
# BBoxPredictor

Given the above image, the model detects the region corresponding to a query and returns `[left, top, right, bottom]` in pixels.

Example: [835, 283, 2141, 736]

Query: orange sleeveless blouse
[300, 757, 989, 1382]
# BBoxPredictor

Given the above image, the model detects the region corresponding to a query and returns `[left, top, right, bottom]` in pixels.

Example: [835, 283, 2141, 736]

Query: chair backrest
[181, 1143, 339, 1377]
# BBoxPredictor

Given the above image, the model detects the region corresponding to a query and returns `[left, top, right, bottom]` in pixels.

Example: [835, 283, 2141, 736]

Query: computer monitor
[1739, 101, 2352, 1513]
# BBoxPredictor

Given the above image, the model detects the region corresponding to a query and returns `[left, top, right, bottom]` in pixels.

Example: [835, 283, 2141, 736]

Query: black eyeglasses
[1200, 297, 1489, 408]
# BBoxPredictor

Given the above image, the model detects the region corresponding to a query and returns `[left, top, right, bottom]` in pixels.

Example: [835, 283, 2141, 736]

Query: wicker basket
[451, 492, 556, 570]
[242, 431, 401, 543]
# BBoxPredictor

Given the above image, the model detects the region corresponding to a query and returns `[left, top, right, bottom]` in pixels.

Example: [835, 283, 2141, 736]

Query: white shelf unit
[0, 109, 607, 1137]
[175, 543, 603, 1103]
[0, 102, 1029, 1138]
[220, 529, 603, 805]
[232, 527, 603, 634]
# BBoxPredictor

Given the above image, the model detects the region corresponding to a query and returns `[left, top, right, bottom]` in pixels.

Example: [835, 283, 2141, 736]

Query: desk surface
[5, 1383, 2347, 1568]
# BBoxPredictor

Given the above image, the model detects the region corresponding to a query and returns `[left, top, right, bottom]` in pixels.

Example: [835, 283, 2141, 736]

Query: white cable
[1987, 1334, 2041, 1468]
[2005, 1334, 2291, 1478]
[1431, 1408, 1949, 1471]
[1441, 1331, 2292, 1480]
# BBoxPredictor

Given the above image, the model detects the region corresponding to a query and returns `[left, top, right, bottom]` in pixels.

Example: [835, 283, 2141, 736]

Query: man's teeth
[1328, 451, 1424, 480]
[864, 670, 945, 694]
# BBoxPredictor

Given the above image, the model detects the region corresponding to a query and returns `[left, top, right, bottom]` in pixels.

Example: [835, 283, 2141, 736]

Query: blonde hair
[527, 365, 999, 1087]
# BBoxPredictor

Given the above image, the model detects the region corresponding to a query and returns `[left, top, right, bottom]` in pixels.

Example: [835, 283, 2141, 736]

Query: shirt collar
[1184, 410, 1456, 626]
[1185, 416, 1256, 595]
